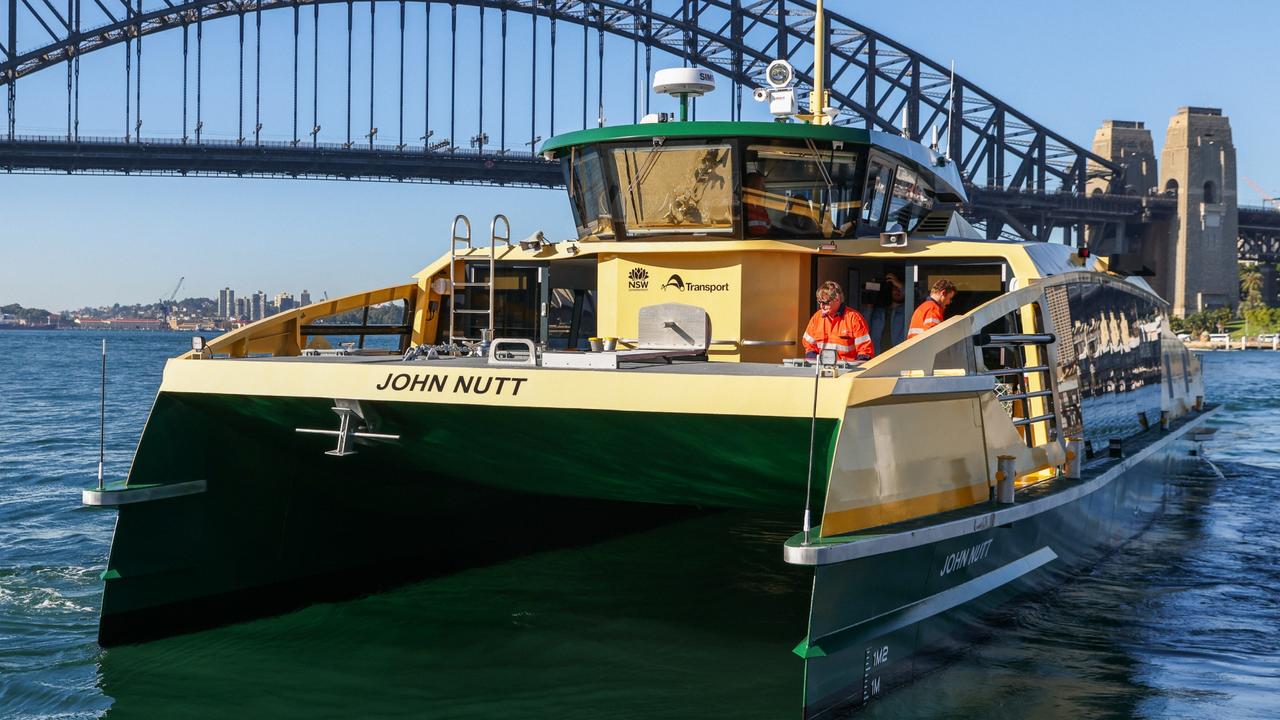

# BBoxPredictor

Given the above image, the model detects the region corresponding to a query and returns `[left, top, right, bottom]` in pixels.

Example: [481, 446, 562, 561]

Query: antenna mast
[946, 61, 956, 160]
[809, 0, 829, 125]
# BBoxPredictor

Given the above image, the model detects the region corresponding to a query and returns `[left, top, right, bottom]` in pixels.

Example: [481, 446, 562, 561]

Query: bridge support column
[1085, 120, 1156, 261]
[1160, 107, 1239, 316]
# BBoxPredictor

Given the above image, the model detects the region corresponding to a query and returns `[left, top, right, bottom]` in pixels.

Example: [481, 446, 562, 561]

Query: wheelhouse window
[884, 166, 936, 233]
[563, 147, 615, 238]
[610, 142, 734, 235]
[861, 159, 893, 229]
[744, 143, 861, 238]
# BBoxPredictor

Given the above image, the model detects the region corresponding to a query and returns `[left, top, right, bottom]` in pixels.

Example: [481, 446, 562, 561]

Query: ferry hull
[796, 413, 1214, 719]
[98, 390, 835, 645]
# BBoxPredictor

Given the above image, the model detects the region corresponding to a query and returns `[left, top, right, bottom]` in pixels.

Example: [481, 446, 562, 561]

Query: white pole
[946, 61, 955, 161]
[98, 339, 106, 491]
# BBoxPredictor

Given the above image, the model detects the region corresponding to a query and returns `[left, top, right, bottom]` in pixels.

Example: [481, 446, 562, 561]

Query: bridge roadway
[1239, 206, 1280, 263]
[0, 134, 1194, 245]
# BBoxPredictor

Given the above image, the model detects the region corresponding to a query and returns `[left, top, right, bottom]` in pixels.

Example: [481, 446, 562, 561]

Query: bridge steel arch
[2, 0, 1122, 240]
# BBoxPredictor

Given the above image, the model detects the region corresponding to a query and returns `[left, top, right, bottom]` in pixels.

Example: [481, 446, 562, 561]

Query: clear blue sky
[2, 0, 1277, 310]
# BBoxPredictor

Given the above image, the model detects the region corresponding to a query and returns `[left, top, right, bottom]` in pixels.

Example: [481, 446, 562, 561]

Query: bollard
[996, 455, 1016, 504]
[1137, 411, 1149, 431]
[1160, 410, 1170, 431]
[1065, 438, 1083, 479]
[1108, 438, 1124, 459]
[1195, 395, 1204, 412]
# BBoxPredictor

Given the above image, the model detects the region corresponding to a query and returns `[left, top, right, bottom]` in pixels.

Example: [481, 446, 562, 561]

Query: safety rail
[447, 213, 511, 347]
[976, 332, 1061, 447]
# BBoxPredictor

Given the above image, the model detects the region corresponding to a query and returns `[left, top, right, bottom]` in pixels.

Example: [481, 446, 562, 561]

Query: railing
[974, 331, 1061, 447]
[0, 133, 544, 159]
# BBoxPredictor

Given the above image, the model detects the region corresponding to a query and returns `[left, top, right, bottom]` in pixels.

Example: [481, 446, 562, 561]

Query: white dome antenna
[653, 68, 716, 122]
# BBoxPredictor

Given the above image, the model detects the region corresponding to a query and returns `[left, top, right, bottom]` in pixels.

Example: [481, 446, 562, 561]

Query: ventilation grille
[914, 213, 952, 236]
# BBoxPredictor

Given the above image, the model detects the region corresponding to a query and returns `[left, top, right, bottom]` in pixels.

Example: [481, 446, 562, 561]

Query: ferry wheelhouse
[88, 45, 1216, 720]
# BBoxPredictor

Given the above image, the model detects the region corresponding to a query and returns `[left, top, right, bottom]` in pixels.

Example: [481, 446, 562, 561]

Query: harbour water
[1, 330, 1276, 719]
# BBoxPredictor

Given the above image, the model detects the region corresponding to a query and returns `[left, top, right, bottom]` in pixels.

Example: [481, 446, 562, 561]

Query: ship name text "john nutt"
[375, 372, 528, 396]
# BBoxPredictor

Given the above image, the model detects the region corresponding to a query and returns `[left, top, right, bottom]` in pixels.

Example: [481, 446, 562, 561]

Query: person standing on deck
[908, 279, 957, 339]
[743, 172, 771, 237]
[803, 281, 874, 362]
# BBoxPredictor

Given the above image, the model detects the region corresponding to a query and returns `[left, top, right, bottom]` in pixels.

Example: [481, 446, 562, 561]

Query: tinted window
[743, 143, 861, 238]
[611, 142, 734, 235]
[563, 147, 614, 239]
[861, 160, 892, 227]
[885, 166, 936, 233]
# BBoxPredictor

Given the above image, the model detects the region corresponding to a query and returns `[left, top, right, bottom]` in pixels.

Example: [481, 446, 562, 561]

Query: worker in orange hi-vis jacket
[743, 172, 771, 237]
[908, 278, 958, 339]
[802, 281, 874, 362]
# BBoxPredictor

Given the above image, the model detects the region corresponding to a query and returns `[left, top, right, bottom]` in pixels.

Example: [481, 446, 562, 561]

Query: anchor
[295, 399, 400, 457]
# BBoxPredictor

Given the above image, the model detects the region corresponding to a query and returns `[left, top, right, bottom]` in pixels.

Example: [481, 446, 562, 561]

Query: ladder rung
[454, 309, 492, 314]
[452, 282, 491, 288]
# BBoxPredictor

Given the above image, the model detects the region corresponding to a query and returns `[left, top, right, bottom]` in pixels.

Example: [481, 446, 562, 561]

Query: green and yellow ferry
[87, 37, 1217, 719]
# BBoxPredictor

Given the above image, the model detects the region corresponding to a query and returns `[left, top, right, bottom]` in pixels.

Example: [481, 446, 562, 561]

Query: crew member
[743, 172, 771, 237]
[908, 278, 957, 339]
[803, 281, 874, 362]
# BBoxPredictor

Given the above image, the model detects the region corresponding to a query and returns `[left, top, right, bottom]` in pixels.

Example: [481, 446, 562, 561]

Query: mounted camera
[752, 59, 798, 119]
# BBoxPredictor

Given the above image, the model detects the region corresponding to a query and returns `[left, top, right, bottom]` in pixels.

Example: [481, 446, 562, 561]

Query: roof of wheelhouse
[540, 120, 968, 203]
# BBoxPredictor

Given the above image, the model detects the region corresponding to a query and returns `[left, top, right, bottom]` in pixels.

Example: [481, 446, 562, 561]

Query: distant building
[300, 290, 312, 307]
[274, 292, 296, 313]
[235, 297, 248, 320]
[217, 287, 235, 319]
[251, 291, 267, 321]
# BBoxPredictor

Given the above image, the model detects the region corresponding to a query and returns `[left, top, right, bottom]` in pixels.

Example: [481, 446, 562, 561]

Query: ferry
[86, 6, 1217, 716]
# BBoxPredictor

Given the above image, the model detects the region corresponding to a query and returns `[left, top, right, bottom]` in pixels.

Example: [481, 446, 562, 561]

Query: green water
[98, 511, 809, 719]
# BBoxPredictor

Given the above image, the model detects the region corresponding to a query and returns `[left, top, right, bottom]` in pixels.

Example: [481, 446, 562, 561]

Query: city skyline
[2, 0, 1277, 309]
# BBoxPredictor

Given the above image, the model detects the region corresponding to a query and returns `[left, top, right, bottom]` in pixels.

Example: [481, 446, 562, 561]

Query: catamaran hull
[97, 390, 835, 645]
[796, 410, 1217, 719]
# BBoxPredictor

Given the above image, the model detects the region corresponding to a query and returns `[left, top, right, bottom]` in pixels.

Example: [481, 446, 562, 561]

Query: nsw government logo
[662, 273, 730, 293]
[627, 267, 650, 290]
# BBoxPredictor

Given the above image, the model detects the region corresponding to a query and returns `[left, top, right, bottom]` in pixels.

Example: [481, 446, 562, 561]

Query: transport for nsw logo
[628, 267, 650, 290]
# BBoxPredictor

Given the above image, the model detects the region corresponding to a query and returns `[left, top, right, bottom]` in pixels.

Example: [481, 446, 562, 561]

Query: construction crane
[1243, 176, 1279, 209]
[159, 277, 185, 319]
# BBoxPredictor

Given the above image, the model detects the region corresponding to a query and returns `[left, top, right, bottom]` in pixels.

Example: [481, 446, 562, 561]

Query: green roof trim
[540, 121, 873, 156]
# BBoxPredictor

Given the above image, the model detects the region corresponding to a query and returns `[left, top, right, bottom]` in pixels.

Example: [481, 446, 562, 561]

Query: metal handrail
[447, 214, 472, 345]
[974, 332, 1055, 346]
[486, 214, 512, 344]
[983, 364, 1049, 376]
[1013, 413, 1058, 428]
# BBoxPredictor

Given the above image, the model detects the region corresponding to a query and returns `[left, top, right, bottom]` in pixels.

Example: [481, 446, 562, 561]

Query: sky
[2, 0, 1278, 310]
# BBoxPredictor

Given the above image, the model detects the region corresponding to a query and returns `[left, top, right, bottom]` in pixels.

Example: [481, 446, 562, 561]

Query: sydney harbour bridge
[3, 0, 1279, 260]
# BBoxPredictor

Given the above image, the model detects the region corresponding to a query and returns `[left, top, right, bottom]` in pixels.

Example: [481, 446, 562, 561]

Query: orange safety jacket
[746, 203, 770, 236]
[908, 297, 945, 338]
[803, 305, 874, 361]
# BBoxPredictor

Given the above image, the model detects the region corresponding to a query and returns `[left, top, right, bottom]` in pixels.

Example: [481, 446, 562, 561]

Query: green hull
[99, 391, 837, 644]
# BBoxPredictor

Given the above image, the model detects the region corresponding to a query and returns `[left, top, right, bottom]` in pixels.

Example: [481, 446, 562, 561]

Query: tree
[1240, 266, 1264, 311]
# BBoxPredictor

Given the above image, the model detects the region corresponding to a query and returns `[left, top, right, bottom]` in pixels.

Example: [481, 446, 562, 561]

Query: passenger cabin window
[884, 166, 936, 233]
[564, 147, 615, 238]
[611, 142, 734, 235]
[861, 160, 892, 228]
[743, 143, 861, 238]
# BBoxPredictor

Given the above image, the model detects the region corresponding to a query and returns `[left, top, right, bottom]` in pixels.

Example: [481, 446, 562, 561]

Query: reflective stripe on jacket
[746, 204, 770, 236]
[908, 297, 945, 338]
[803, 306, 874, 361]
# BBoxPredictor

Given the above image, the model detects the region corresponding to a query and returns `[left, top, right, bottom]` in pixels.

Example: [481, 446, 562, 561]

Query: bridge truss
[3, 0, 1123, 241]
